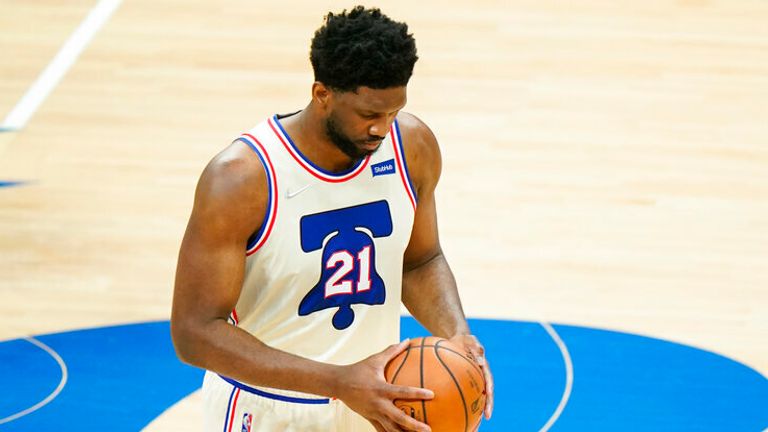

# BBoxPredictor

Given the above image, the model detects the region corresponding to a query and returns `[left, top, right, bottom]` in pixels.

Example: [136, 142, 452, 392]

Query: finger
[470, 350, 486, 367]
[389, 406, 431, 432]
[381, 339, 411, 362]
[454, 336, 485, 366]
[371, 420, 386, 432]
[387, 384, 434, 401]
[380, 416, 407, 432]
[473, 342, 485, 358]
[466, 334, 481, 347]
[476, 356, 486, 367]
[483, 361, 494, 419]
[464, 339, 486, 363]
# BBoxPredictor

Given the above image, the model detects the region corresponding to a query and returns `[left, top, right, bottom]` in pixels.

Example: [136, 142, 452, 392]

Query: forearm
[172, 318, 342, 398]
[401, 252, 470, 338]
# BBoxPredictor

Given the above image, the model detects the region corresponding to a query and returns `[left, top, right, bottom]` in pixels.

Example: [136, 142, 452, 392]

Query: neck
[281, 104, 358, 173]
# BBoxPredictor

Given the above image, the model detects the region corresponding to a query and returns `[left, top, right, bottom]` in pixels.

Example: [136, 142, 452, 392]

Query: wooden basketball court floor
[1, 0, 767, 429]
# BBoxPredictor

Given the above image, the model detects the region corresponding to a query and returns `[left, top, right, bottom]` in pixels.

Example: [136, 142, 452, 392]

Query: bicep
[403, 187, 440, 271]
[174, 213, 248, 322]
[401, 115, 443, 270]
[172, 152, 266, 325]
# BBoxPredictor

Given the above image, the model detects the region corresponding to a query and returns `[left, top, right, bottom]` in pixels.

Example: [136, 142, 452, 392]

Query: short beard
[324, 115, 376, 161]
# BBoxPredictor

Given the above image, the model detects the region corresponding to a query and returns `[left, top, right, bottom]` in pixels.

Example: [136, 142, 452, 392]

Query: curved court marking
[538, 322, 574, 432]
[0, 337, 68, 425]
[2, 320, 765, 430]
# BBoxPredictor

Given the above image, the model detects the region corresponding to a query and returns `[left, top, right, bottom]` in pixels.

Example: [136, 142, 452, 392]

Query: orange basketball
[384, 337, 486, 432]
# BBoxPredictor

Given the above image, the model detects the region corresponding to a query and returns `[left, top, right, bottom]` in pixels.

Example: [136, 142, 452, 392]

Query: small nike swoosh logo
[286, 184, 311, 199]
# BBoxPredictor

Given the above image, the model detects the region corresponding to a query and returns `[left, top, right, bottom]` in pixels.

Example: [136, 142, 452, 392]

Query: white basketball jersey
[231, 114, 417, 369]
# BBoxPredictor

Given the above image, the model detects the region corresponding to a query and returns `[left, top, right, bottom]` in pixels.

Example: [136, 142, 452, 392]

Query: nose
[369, 114, 396, 137]
[368, 120, 388, 138]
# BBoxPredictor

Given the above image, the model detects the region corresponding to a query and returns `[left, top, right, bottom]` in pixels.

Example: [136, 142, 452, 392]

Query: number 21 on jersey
[325, 246, 372, 297]
[298, 201, 393, 330]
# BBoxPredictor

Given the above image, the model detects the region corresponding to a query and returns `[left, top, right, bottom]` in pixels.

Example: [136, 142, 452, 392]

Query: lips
[359, 140, 383, 151]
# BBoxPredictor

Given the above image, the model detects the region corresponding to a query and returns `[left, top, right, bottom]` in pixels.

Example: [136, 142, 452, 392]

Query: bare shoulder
[396, 111, 442, 195]
[396, 111, 440, 159]
[192, 140, 268, 239]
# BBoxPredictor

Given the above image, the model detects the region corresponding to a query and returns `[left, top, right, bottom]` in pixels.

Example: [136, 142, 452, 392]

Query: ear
[312, 82, 332, 109]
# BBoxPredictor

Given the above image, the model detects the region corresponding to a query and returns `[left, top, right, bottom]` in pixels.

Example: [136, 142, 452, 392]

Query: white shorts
[202, 371, 375, 432]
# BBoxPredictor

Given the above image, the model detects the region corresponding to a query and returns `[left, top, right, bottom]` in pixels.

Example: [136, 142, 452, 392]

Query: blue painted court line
[402, 318, 568, 431]
[549, 324, 768, 431]
[0, 319, 766, 431]
[0, 181, 27, 188]
[0, 321, 203, 430]
[404, 318, 768, 431]
[0, 339, 63, 423]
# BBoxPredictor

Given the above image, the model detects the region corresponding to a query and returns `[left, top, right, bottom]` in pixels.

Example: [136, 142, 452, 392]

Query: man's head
[309, 7, 417, 160]
[310, 6, 418, 92]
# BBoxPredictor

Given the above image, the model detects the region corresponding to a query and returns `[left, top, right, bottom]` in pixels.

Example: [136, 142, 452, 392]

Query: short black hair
[310, 6, 418, 92]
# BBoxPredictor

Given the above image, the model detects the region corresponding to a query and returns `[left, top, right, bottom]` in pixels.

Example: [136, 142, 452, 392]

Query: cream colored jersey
[232, 113, 417, 368]
[203, 372, 375, 432]
[203, 114, 418, 431]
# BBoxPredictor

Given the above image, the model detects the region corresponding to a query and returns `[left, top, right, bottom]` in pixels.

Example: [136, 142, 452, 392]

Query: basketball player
[171, 7, 493, 432]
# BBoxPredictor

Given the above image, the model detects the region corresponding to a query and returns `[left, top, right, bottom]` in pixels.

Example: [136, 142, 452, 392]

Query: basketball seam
[433, 345, 484, 377]
[401, 344, 484, 378]
[435, 340, 469, 432]
[391, 342, 412, 384]
[420, 337, 428, 425]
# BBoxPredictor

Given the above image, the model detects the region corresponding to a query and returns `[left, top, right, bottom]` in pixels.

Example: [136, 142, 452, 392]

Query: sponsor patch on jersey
[371, 159, 396, 177]
[241, 412, 253, 432]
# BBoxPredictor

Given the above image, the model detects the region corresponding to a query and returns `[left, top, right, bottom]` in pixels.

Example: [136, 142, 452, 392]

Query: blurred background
[1, 0, 766, 430]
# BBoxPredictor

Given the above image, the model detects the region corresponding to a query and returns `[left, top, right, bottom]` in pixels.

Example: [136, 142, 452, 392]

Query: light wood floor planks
[1, 1, 766, 428]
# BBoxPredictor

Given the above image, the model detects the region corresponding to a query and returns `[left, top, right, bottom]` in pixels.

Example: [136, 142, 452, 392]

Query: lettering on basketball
[471, 398, 481, 414]
[399, 405, 417, 418]
[298, 201, 393, 330]
[467, 373, 481, 391]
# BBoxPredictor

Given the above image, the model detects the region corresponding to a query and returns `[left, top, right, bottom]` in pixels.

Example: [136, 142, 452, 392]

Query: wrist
[323, 364, 346, 399]
[450, 329, 471, 337]
[444, 322, 471, 339]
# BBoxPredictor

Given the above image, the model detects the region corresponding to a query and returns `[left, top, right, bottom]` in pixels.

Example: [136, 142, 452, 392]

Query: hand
[335, 340, 434, 432]
[448, 334, 494, 420]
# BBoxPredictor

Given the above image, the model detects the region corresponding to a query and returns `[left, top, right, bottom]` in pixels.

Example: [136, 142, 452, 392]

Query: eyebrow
[360, 103, 406, 116]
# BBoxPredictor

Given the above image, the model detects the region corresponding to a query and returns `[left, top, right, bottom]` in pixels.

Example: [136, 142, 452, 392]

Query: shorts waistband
[217, 374, 331, 405]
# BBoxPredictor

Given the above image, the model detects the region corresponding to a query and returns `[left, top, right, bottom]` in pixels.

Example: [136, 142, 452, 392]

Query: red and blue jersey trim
[268, 115, 371, 183]
[391, 119, 417, 212]
[228, 309, 239, 326]
[219, 375, 331, 405]
[222, 386, 241, 432]
[235, 133, 278, 256]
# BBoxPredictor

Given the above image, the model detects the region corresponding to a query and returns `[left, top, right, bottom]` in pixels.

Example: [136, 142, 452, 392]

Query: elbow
[170, 316, 206, 367]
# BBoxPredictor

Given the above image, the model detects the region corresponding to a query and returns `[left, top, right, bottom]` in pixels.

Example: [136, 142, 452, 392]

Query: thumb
[381, 338, 411, 362]
[466, 345, 486, 366]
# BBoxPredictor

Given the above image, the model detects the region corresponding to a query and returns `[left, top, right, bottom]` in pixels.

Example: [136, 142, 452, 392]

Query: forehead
[336, 86, 407, 112]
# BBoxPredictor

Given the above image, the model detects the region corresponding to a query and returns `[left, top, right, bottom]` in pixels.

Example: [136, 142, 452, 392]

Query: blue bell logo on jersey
[298, 200, 393, 330]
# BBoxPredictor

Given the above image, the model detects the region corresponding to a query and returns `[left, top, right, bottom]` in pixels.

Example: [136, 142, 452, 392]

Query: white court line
[538, 322, 574, 432]
[0, 337, 69, 424]
[0, 0, 123, 131]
